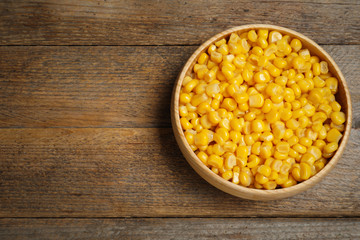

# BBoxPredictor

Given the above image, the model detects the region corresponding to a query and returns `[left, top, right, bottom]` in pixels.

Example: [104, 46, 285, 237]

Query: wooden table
[0, 1, 359, 239]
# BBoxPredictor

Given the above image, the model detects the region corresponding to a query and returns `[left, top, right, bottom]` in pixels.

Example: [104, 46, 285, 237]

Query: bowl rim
[171, 24, 352, 200]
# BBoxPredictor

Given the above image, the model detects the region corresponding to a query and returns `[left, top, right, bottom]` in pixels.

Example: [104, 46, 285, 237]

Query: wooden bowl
[171, 24, 352, 200]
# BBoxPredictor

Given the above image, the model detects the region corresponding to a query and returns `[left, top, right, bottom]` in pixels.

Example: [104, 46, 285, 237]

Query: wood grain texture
[0, 218, 359, 240]
[0, 0, 359, 46]
[0, 45, 359, 128]
[0, 127, 359, 217]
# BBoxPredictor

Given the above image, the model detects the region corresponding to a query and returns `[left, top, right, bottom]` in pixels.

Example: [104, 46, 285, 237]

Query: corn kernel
[208, 155, 223, 168]
[300, 162, 311, 180]
[330, 112, 346, 125]
[324, 142, 338, 154]
[326, 128, 343, 143]
[293, 143, 307, 154]
[247, 155, 261, 168]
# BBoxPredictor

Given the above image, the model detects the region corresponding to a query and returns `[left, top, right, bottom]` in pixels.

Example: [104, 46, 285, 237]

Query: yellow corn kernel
[308, 88, 323, 105]
[255, 173, 269, 184]
[273, 173, 287, 185]
[194, 130, 209, 146]
[288, 135, 299, 147]
[196, 102, 210, 115]
[316, 126, 326, 140]
[224, 140, 237, 152]
[260, 131, 274, 142]
[236, 145, 249, 159]
[318, 104, 332, 118]
[290, 38, 302, 52]
[260, 99, 272, 114]
[330, 112, 346, 125]
[313, 140, 326, 151]
[211, 167, 219, 174]
[239, 171, 251, 187]
[330, 123, 345, 132]
[204, 84, 219, 98]
[216, 127, 229, 141]
[180, 117, 193, 130]
[217, 43, 229, 55]
[197, 151, 208, 165]
[281, 175, 296, 188]
[282, 129, 293, 141]
[295, 128, 305, 139]
[279, 162, 291, 175]
[213, 143, 225, 156]
[313, 77, 325, 89]
[265, 109, 280, 124]
[221, 170, 233, 181]
[243, 133, 254, 145]
[259, 144, 271, 159]
[288, 148, 299, 160]
[303, 103, 316, 117]
[179, 105, 189, 117]
[262, 181, 276, 190]
[247, 29, 258, 42]
[255, 29, 268, 39]
[324, 142, 338, 154]
[290, 84, 302, 99]
[214, 38, 225, 47]
[185, 132, 195, 146]
[296, 116, 308, 129]
[228, 119, 242, 132]
[247, 155, 260, 168]
[307, 146, 322, 160]
[220, 98, 236, 112]
[257, 165, 272, 177]
[257, 36, 268, 49]
[275, 141, 290, 154]
[326, 128, 343, 143]
[299, 137, 312, 148]
[300, 162, 311, 180]
[285, 119, 300, 130]
[191, 93, 208, 107]
[293, 143, 307, 154]
[208, 155, 223, 168]
[270, 159, 282, 172]
[180, 93, 191, 104]
[249, 119, 264, 133]
[232, 170, 240, 184]
[248, 93, 264, 108]
[320, 61, 328, 74]
[199, 115, 211, 129]
[300, 153, 316, 165]
[268, 171, 279, 181]
[330, 101, 341, 112]
[228, 130, 240, 143]
[314, 159, 326, 172]
[292, 167, 302, 182]
[197, 52, 209, 64]
[210, 51, 222, 64]
[206, 111, 220, 125]
[233, 91, 248, 104]
[289, 101, 299, 112]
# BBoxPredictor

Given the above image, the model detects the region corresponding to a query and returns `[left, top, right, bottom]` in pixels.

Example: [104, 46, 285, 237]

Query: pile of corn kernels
[179, 29, 346, 189]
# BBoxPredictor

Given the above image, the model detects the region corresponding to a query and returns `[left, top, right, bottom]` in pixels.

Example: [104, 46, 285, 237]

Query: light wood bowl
[171, 24, 352, 200]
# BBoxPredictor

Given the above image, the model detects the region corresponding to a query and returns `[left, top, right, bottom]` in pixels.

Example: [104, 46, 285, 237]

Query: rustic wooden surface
[0, 0, 359, 239]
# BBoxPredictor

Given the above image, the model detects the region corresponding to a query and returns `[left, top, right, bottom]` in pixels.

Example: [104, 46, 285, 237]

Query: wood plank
[0, 45, 359, 128]
[0, 128, 359, 217]
[0, 218, 359, 240]
[0, 0, 359, 45]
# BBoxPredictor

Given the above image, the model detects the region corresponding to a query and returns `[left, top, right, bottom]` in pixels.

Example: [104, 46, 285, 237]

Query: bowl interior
[172, 24, 352, 200]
